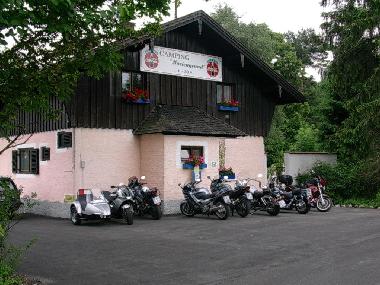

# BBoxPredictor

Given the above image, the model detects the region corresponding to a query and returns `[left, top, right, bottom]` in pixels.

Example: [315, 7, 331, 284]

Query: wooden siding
[12, 21, 279, 137]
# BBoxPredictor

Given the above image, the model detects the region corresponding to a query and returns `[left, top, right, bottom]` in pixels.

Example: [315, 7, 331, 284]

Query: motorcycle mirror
[140, 176, 146, 180]
[207, 176, 211, 179]
[257, 173, 263, 178]
[110, 185, 116, 188]
[178, 183, 181, 187]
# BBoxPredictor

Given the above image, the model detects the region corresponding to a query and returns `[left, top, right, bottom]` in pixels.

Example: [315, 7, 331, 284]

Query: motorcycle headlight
[142, 186, 150, 192]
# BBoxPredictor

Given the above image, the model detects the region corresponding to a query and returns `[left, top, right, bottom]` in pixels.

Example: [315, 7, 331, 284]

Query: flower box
[130, 99, 150, 104]
[182, 163, 207, 170]
[220, 173, 236, 180]
[218, 105, 239, 112]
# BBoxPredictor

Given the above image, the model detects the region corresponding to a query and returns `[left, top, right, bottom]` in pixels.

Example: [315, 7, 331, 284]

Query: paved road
[8, 208, 380, 285]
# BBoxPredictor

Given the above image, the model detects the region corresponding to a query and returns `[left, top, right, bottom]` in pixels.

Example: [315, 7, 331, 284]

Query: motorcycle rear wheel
[180, 201, 195, 217]
[70, 206, 81, 225]
[151, 205, 162, 220]
[214, 202, 230, 220]
[266, 204, 280, 216]
[122, 207, 134, 225]
[236, 198, 250, 218]
[316, 197, 332, 212]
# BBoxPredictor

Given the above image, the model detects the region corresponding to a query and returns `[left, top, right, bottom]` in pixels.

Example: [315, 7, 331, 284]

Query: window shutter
[58, 132, 72, 148]
[30, 149, 39, 174]
[41, 147, 50, 161]
[12, 150, 18, 173]
[63, 132, 72, 147]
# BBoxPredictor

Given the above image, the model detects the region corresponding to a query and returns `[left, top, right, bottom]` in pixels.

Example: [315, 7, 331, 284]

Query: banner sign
[140, 45, 222, 82]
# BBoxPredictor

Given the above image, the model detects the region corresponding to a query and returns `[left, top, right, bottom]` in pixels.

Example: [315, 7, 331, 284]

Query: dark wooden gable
[11, 11, 303, 137]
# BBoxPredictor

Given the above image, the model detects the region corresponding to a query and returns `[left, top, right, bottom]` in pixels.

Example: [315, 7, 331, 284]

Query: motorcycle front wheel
[151, 205, 162, 220]
[122, 207, 134, 225]
[214, 202, 230, 220]
[180, 201, 195, 217]
[236, 198, 250, 218]
[266, 203, 280, 216]
[316, 196, 332, 212]
[296, 200, 309, 214]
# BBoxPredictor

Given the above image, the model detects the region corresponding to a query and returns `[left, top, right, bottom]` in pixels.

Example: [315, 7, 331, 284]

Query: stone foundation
[162, 200, 182, 215]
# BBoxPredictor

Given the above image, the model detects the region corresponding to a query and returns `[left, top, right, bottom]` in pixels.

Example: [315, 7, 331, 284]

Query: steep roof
[133, 105, 246, 137]
[127, 10, 304, 104]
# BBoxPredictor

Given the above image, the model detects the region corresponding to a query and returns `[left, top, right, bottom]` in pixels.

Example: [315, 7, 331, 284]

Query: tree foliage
[320, 0, 380, 191]
[212, 4, 327, 174]
[0, 0, 171, 142]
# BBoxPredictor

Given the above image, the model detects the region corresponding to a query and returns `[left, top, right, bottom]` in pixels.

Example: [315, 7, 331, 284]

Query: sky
[164, 0, 326, 33]
[137, 0, 328, 80]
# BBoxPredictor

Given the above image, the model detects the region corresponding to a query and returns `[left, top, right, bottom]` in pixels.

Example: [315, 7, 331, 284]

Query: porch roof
[133, 105, 246, 137]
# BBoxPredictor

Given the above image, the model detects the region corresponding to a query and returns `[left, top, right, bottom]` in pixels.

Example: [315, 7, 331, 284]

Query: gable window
[12, 148, 39, 174]
[216, 84, 234, 104]
[122, 72, 143, 92]
[180, 146, 204, 163]
[57, 132, 72, 148]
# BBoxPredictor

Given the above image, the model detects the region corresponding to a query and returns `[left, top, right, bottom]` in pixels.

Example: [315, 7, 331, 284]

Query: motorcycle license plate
[153, 196, 161, 205]
[279, 200, 286, 208]
[223, 196, 231, 204]
[245, 192, 253, 200]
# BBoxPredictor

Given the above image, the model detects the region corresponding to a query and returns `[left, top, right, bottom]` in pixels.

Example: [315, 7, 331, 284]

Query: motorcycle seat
[253, 191, 264, 198]
[292, 188, 302, 196]
[281, 191, 293, 199]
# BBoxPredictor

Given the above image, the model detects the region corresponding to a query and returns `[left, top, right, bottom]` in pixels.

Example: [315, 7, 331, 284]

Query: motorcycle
[242, 174, 280, 216]
[269, 175, 310, 214]
[179, 180, 231, 220]
[70, 189, 111, 225]
[304, 175, 332, 212]
[101, 184, 134, 225]
[209, 176, 252, 218]
[128, 176, 162, 220]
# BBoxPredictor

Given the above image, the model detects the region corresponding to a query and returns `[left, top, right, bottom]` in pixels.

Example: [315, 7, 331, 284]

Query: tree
[0, 0, 171, 154]
[212, 4, 326, 173]
[320, 0, 380, 194]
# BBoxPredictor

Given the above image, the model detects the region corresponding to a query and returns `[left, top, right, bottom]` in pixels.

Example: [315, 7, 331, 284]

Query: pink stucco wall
[163, 135, 222, 201]
[73, 128, 140, 196]
[1, 129, 267, 214]
[0, 130, 74, 202]
[139, 134, 165, 198]
[225, 136, 267, 186]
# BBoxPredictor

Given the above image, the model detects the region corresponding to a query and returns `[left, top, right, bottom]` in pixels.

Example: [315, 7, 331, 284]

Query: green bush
[295, 162, 380, 201]
[0, 263, 22, 285]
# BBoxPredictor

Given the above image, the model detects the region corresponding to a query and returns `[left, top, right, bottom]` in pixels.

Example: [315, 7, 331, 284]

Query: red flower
[220, 99, 239, 107]
[122, 87, 150, 102]
[185, 155, 205, 166]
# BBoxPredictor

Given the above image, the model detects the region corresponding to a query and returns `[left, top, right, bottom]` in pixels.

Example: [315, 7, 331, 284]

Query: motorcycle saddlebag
[279, 175, 293, 186]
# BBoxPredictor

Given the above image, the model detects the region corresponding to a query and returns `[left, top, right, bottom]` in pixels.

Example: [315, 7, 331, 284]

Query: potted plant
[182, 155, 207, 169]
[219, 166, 235, 179]
[218, 99, 239, 111]
[122, 87, 150, 104]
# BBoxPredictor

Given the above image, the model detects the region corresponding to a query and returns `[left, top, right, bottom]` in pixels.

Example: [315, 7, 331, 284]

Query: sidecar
[70, 189, 111, 225]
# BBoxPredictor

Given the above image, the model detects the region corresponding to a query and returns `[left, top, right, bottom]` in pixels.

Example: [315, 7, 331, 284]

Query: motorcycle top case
[279, 175, 293, 186]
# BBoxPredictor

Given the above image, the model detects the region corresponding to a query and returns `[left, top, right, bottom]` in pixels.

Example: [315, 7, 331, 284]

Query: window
[217, 84, 234, 104]
[41, 147, 50, 161]
[122, 72, 143, 92]
[58, 132, 72, 148]
[180, 146, 204, 163]
[12, 148, 39, 174]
